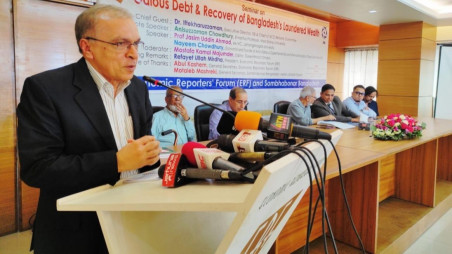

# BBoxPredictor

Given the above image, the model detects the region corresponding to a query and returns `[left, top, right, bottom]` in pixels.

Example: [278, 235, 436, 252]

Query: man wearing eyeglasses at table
[151, 86, 196, 147]
[209, 87, 248, 140]
[17, 5, 160, 254]
[312, 84, 360, 123]
[287, 86, 336, 126]
[343, 84, 377, 118]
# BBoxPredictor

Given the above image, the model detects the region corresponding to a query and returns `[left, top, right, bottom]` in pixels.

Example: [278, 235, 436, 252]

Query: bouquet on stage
[371, 113, 426, 141]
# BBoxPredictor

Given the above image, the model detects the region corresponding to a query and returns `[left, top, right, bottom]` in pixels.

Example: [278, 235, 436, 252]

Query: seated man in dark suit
[208, 87, 248, 139]
[311, 84, 360, 123]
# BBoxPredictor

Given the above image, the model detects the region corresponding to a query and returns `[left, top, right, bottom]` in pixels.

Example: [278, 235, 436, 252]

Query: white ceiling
[290, 0, 452, 26]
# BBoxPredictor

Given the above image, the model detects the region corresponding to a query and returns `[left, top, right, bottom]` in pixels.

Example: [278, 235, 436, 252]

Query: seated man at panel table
[343, 84, 377, 118]
[287, 86, 336, 126]
[364, 86, 379, 116]
[151, 86, 196, 147]
[311, 84, 360, 123]
[209, 87, 248, 140]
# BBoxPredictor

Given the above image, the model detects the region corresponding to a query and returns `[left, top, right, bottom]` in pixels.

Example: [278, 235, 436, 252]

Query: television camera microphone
[234, 111, 332, 140]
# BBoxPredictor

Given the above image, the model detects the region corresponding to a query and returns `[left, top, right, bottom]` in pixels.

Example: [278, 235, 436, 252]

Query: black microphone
[142, 76, 235, 120]
[159, 153, 254, 187]
[235, 111, 332, 140]
[161, 129, 178, 146]
[158, 165, 253, 182]
[181, 142, 255, 180]
[217, 111, 238, 135]
[229, 152, 279, 161]
[217, 134, 291, 153]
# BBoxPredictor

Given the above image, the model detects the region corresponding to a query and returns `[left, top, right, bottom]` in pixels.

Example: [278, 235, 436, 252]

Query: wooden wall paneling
[378, 21, 436, 118]
[379, 22, 423, 41]
[328, 45, 345, 64]
[378, 38, 422, 60]
[14, 0, 85, 230]
[326, 62, 344, 97]
[329, 22, 337, 47]
[421, 22, 437, 41]
[0, 0, 17, 236]
[378, 96, 419, 117]
[420, 38, 437, 61]
[14, 0, 83, 103]
[379, 154, 396, 202]
[327, 24, 345, 97]
[395, 140, 437, 207]
[275, 185, 326, 253]
[327, 162, 379, 253]
[437, 135, 452, 181]
[377, 60, 421, 97]
[335, 21, 379, 48]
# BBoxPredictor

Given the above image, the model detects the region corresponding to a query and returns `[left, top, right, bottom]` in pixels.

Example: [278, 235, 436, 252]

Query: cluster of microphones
[143, 76, 332, 188]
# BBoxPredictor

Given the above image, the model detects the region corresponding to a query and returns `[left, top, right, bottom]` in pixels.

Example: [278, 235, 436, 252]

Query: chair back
[194, 104, 219, 141]
[152, 106, 165, 113]
[273, 101, 290, 114]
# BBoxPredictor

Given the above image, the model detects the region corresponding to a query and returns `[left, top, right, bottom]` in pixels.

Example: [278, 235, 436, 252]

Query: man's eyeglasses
[85, 37, 143, 51]
[354, 91, 365, 96]
[167, 94, 184, 100]
[235, 100, 249, 106]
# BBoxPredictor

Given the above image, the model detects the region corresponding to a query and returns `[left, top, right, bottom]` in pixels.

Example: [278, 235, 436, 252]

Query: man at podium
[16, 4, 160, 254]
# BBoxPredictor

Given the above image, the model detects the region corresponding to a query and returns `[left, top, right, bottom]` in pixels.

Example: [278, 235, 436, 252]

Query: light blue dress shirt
[151, 107, 196, 148]
[343, 97, 377, 118]
[287, 99, 312, 126]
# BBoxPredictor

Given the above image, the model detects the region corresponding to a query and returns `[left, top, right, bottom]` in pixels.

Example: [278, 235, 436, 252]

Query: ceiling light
[398, 0, 452, 19]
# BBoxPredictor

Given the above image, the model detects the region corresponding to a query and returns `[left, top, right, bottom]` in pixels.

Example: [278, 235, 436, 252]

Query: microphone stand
[161, 129, 178, 146]
[143, 76, 236, 120]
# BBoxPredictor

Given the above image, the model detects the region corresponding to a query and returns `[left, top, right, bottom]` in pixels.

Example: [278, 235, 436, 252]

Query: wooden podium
[57, 130, 342, 254]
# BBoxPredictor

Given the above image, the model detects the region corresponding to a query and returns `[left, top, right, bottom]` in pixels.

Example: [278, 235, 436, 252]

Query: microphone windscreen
[181, 142, 207, 166]
[217, 111, 238, 135]
[235, 111, 262, 131]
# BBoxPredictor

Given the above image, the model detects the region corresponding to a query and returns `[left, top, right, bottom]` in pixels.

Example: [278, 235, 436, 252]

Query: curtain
[343, 48, 378, 98]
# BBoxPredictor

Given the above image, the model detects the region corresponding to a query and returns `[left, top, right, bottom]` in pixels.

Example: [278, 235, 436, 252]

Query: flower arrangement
[371, 113, 426, 141]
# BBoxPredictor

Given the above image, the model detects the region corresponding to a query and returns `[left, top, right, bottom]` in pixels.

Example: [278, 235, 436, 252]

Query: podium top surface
[57, 178, 255, 212]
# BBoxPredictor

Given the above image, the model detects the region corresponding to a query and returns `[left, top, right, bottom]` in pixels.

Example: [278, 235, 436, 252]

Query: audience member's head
[320, 84, 335, 104]
[76, 4, 140, 87]
[351, 85, 365, 102]
[364, 86, 378, 103]
[299, 86, 316, 106]
[165, 86, 184, 113]
[228, 87, 248, 112]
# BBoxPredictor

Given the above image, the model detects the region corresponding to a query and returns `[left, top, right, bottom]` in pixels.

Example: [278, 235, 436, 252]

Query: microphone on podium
[229, 151, 279, 162]
[233, 111, 332, 140]
[159, 153, 254, 187]
[215, 133, 291, 153]
[181, 142, 255, 180]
